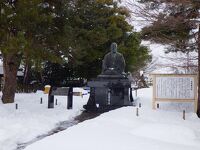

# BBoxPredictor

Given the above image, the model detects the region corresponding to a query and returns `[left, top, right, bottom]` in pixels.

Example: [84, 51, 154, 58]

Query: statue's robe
[102, 52, 125, 75]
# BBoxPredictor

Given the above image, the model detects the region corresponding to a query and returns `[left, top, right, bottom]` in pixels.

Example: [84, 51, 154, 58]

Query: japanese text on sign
[156, 77, 194, 99]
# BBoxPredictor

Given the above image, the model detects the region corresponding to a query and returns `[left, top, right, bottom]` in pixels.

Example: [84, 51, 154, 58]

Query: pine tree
[0, 0, 73, 103]
[127, 0, 200, 116]
[0, 0, 151, 103]
[68, 0, 151, 79]
[119, 32, 152, 73]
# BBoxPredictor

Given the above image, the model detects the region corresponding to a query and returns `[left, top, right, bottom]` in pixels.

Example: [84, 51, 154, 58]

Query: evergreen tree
[0, 0, 73, 103]
[119, 32, 151, 73]
[0, 0, 151, 103]
[69, 0, 151, 79]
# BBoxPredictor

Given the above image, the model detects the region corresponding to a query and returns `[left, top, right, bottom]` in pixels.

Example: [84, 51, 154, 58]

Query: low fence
[16, 83, 44, 93]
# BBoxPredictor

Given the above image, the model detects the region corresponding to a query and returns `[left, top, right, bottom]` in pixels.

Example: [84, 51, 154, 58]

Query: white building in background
[0, 65, 24, 91]
[0, 65, 24, 77]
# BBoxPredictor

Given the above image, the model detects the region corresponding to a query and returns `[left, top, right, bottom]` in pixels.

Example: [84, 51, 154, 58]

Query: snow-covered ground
[1, 1, 199, 150]
[0, 89, 88, 150]
[24, 87, 200, 150]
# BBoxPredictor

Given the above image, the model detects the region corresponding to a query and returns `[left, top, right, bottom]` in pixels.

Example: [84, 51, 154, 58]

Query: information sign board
[156, 77, 194, 99]
[151, 74, 198, 112]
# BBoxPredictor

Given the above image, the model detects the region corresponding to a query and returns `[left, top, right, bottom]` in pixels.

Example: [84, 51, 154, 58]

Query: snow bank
[24, 88, 200, 150]
[0, 90, 89, 150]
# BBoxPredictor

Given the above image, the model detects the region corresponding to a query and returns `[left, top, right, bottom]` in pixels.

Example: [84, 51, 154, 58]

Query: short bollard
[183, 110, 185, 120]
[157, 103, 159, 109]
[16, 103, 18, 110]
[139, 103, 141, 108]
[136, 108, 139, 116]
[40, 98, 43, 104]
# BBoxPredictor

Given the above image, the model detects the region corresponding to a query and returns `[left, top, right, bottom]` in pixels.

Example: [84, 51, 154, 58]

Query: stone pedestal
[84, 75, 134, 112]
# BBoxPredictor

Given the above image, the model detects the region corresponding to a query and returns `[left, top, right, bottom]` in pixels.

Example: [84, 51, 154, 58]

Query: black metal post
[55, 99, 58, 105]
[183, 110, 186, 120]
[48, 95, 54, 108]
[67, 87, 73, 109]
[130, 88, 134, 102]
[136, 108, 139, 116]
[48, 87, 54, 108]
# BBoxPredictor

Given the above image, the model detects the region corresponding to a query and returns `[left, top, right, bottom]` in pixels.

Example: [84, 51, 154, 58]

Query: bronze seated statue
[99, 42, 126, 77]
[84, 42, 134, 112]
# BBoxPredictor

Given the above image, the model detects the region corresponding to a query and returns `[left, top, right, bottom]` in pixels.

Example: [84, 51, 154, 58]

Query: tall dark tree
[0, 0, 151, 103]
[69, 0, 151, 79]
[119, 32, 151, 73]
[0, 0, 73, 103]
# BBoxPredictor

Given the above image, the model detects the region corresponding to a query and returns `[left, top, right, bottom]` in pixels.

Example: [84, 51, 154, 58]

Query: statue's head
[110, 42, 117, 53]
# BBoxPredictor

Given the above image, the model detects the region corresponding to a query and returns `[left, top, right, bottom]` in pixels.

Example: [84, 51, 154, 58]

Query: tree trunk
[197, 25, 200, 117]
[2, 53, 21, 103]
[23, 61, 30, 93]
[23, 62, 30, 85]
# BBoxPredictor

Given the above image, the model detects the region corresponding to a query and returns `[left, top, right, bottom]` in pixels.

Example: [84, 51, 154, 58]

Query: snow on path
[0, 89, 88, 150]
[24, 87, 200, 150]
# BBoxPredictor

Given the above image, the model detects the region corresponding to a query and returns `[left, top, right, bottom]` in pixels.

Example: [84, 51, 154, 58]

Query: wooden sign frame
[151, 74, 198, 112]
